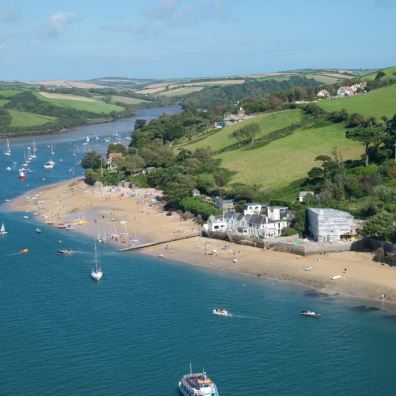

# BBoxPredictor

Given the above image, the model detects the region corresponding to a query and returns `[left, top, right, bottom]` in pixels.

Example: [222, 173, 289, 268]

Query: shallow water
[1, 107, 396, 395]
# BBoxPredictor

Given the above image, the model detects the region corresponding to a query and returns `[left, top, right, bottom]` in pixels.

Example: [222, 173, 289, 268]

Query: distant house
[107, 152, 123, 171]
[243, 203, 262, 215]
[206, 215, 227, 232]
[191, 189, 201, 197]
[247, 214, 288, 238]
[337, 82, 367, 97]
[142, 166, 156, 175]
[223, 107, 247, 125]
[214, 198, 235, 212]
[298, 191, 314, 203]
[307, 208, 357, 242]
[317, 89, 330, 98]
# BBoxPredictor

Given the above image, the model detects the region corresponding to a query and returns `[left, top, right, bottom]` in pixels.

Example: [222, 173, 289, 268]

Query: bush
[281, 227, 298, 237]
[179, 197, 221, 220]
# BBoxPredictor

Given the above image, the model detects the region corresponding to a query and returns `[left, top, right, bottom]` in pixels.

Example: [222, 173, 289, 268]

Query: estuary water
[1, 106, 396, 395]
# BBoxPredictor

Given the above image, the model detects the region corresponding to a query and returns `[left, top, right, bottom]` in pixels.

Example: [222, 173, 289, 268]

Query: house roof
[245, 202, 261, 207]
[308, 208, 353, 218]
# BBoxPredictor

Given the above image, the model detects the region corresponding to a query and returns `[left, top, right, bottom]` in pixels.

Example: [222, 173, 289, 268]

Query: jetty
[119, 232, 201, 252]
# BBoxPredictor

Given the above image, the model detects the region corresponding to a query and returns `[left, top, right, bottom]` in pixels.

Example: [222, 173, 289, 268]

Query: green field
[36, 93, 124, 114]
[0, 99, 9, 106]
[363, 66, 396, 81]
[218, 123, 363, 189]
[111, 95, 149, 104]
[156, 86, 204, 97]
[319, 84, 396, 119]
[8, 110, 57, 128]
[0, 90, 22, 98]
[182, 109, 302, 152]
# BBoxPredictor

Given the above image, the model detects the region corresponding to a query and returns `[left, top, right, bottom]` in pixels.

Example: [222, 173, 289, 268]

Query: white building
[308, 208, 357, 242]
[247, 214, 288, 238]
[317, 89, 330, 98]
[206, 216, 227, 232]
[265, 206, 289, 221]
[243, 203, 262, 215]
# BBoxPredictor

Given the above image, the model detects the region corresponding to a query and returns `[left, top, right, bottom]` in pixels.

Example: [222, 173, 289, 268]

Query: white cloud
[0, 4, 21, 22]
[46, 11, 76, 36]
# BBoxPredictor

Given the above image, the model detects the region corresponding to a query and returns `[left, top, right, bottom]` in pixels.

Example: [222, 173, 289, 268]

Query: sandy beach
[9, 179, 396, 305]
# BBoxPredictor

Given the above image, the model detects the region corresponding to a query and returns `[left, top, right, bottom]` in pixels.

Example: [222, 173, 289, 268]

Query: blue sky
[0, 0, 395, 80]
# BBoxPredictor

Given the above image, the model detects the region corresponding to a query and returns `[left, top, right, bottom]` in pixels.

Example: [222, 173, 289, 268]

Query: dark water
[1, 106, 396, 395]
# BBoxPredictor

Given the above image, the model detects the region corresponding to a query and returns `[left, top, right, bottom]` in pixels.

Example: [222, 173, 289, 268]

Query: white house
[247, 214, 288, 238]
[206, 215, 227, 232]
[317, 89, 330, 98]
[243, 203, 262, 215]
[308, 208, 357, 242]
[265, 206, 289, 221]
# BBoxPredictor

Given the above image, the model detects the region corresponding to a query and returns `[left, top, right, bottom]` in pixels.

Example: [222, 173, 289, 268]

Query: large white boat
[91, 243, 103, 281]
[179, 365, 219, 396]
[4, 138, 11, 156]
[44, 160, 55, 169]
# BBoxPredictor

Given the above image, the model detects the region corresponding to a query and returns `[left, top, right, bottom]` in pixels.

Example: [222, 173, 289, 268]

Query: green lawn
[318, 84, 396, 119]
[111, 95, 149, 104]
[0, 90, 22, 98]
[218, 123, 363, 190]
[182, 109, 302, 152]
[363, 66, 396, 81]
[36, 93, 124, 114]
[8, 110, 57, 128]
[156, 86, 204, 97]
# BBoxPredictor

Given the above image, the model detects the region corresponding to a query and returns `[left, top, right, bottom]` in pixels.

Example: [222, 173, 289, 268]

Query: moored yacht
[4, 138, 11, 156]
[301, 310, 320, 318]
[44, 160, 55, 169]
[179, 365, 219, 396]
[91, 242, 103, 281]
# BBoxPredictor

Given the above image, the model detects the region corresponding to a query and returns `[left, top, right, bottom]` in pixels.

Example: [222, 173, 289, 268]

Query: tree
[134, 119, 146, 130]
[375, 70, 386, 80]
[232, 123, 260, 145]
[362, 211, 394, 241]
[346, 126, 386, 166]
[107, 143, 127, 157]
[347, 113, 365, 128]
[81, 151, 102, 170]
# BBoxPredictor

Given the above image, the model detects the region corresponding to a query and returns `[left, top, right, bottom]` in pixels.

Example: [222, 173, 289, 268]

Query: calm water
[1, 107, 396, 395]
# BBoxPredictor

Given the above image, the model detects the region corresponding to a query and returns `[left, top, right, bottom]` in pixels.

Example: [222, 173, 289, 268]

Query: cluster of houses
[205, 202, 292, 239]
[204, 196, 360, 243]
[317, 82, 367, 99]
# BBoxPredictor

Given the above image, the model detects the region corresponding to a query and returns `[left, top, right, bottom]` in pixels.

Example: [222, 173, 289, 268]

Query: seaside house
[206, 215, 227, 232]
[214, 198, 235, 212]
[243, 203, 262, 215]
[246, 214, 288, 238]
[107, 152, 123, 171]
[264, 206, 290, 221]
[307, 208, 358, 242]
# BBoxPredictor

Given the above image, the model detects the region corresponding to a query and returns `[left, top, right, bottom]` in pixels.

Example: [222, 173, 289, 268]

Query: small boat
[57, 223, 67, 229]
[57, 249, 75, 255]
[18, 169, 26, 180]
[104, 137, 110, 143]
[20, 248, 29, 254]
[212, 308, 232, 317]
[23, 215, 29, 219]
[91, 243, 103, 281]
[178, 364, 219, 396]
[0, 223, 8, 235]
[303, 266, 313, 271]
[4, 138, 11, 156]
[329, 275, 341, 280]
[35, 228, 42, 233]
[44, 161, 55, 169]
[45, 220, 55, 225]
[82, 136, 90, 145]
[6, 166, 11, 171]
[301, 310, 320, 318]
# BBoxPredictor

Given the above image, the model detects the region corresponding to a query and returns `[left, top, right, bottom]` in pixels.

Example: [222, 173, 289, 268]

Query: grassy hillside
[182, 109, 301, 152]
[218, 123, 362, 190]
[8, 110, 56, 128]
[111, 95, 149, 104]
[35, 93, 124, 114]
[318, 84, 396, 119]
[363, 66, 396, 81]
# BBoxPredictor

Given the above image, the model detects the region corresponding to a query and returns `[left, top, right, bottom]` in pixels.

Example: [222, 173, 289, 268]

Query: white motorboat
[35, 227, 42, 233]
[303, 266, 313, 271]
[18, 169, 26, 180]
[44, 160, 55, 169]
[0, 223, 8, 235]
[212, 308, 232, 317]
[301, 310, 320, 318]
[329, 275, 341, 280]
[91, 243, 103, 281]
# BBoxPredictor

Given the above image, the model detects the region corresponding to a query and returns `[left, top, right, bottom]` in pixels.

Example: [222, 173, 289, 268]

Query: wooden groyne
[119, 232, 201, 252]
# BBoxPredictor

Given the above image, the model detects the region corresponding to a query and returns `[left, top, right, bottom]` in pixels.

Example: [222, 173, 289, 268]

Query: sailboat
[83, 136, 90, 146]
[50, 145, 55, 156]
[91, 243, 103, 281]
[18, 168, 26, 180]
[31, 141, 37, 158]
[4, 138, 11, 156]
[0, 223, 8, 235]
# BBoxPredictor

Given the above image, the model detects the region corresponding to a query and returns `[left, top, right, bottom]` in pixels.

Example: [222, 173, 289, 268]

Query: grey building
[308, 208, 356, 243]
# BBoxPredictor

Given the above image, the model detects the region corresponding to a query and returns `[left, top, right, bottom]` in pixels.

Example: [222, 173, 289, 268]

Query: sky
[0, 0, 395, 80]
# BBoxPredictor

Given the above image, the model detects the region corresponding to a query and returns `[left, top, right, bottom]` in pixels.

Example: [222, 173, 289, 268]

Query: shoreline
[9, 179, 396, 306]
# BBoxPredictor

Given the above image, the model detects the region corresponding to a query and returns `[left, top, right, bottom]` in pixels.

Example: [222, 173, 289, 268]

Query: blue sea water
[1, 107, 396, 395]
